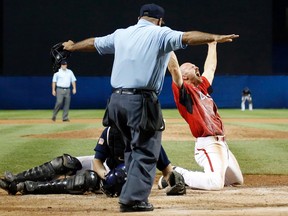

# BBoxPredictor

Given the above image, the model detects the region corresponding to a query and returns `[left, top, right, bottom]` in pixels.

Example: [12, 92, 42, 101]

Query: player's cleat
[0, 178, 18, 195]
[0, 179, 9, 191]
[158, 175, 168, 189]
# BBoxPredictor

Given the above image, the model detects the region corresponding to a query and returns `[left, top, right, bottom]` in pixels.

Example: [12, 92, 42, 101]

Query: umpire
[62, 3, 239, 212]
[51, 60, 77, 122]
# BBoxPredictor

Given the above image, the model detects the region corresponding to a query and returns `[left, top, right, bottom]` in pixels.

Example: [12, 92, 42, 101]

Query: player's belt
[113, 88, 155, 95]
[214, 135, 225, 142]
[57, 86, 70, 89]
[197, 135, 226, 143]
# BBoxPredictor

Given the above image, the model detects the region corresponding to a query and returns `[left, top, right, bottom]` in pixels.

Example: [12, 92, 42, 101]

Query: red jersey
[172, 77, 224, 138]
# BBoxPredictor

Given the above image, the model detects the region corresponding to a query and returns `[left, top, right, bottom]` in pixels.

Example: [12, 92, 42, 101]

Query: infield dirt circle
[0, 118, 287, 216]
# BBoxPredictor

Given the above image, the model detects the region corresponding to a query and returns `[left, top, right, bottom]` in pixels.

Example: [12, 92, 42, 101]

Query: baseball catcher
[50, 42, 71, 73]
[0, 127, 185, 196]
[0, 154, 100, 195]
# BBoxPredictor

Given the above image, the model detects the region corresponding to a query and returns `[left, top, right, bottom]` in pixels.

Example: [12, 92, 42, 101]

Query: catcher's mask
[50, 42, 71, 73]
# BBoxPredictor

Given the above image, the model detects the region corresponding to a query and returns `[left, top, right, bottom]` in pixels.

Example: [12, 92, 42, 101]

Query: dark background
[0, 0, 287, 76]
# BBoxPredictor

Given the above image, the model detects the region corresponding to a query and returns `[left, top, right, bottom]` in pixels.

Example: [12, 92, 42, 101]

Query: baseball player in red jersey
[166, 42, 243, 190]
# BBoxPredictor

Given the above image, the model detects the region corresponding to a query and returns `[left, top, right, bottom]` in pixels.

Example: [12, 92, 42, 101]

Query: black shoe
[0, 179, 18, 195]
[120, 201, 154, 212]
[52, 117, 56, 122]
[0, 179, 9, 191]
[62, 119, 70, 122]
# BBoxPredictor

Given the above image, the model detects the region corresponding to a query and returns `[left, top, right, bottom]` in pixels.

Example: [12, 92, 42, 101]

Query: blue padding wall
[211, 76, 288, 109]
[0, 76, 287, 109]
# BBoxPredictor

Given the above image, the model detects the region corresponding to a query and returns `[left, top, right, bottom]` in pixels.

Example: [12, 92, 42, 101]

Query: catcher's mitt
[50, 42, 71, 73]
[100, 164, 127, 197]
[165, 170, 186, 196]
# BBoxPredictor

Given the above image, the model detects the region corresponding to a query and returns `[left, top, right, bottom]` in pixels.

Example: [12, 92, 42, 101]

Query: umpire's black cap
[139, 3, 165, 20]
[61, 60, 67, 65]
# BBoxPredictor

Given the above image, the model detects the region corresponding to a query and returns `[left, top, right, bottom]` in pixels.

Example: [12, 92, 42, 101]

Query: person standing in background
[241, 87, 253, 111]
[52, 60, 77, 122]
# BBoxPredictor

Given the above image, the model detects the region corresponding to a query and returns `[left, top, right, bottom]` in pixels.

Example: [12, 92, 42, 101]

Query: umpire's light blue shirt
[52, 68, 77, 88]
[94, 19, 186, 94]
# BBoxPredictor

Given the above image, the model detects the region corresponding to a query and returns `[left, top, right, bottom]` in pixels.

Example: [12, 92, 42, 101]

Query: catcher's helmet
[101, 163, 127, 197]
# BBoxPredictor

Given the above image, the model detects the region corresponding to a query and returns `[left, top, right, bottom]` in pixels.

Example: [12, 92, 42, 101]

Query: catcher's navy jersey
[94, 127, 111, 163]
[94, 127, 170, 171]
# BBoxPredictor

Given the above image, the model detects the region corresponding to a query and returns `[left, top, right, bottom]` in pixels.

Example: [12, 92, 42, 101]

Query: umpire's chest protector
[106, 127, 125, 168]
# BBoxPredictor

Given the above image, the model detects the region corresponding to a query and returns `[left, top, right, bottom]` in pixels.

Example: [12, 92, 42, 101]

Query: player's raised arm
[168, 52, 183, 88]
[202, 42, 217, 85]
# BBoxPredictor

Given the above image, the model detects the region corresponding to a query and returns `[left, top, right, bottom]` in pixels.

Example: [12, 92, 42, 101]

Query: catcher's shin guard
[20, 170, 100, 195]
[4, 154, 82, 183]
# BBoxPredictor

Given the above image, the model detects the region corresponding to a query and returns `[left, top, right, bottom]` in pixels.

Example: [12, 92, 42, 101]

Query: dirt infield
[0, 118, 288, 215]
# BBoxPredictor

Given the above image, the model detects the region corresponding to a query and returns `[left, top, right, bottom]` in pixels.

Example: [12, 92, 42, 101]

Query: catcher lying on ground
[0, 126, 185, 196]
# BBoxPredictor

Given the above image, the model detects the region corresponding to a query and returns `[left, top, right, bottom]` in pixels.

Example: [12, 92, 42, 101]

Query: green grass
[218, 109, 288, 119]
[0, 109, 105, 119]
[0, 109, 287, 175]
[229, 139, 288, 174]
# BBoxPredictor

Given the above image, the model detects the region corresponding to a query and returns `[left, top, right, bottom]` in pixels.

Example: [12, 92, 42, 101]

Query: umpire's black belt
[113, 88, 155, 95]
[57, 86, 70, 90]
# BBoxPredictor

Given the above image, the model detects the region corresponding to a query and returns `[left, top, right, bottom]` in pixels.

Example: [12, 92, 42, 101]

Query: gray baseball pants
[52, 88, 71, 121]
[105, 92, 162, 205]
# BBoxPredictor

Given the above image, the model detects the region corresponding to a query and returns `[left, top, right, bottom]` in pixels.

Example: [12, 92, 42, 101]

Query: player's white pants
[76, 155, 111, 174]
[241, 95, 253, 111]
[174, 136, 243, 190]
[76, 156, 94, 174]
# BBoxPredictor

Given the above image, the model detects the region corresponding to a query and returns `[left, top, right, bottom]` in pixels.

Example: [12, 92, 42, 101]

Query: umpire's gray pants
[52, 88, 71, 120]
[106, 92, 162, 205]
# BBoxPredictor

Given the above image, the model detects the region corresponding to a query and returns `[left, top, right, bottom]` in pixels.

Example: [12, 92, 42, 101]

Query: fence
[0, 75, 287, 109]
